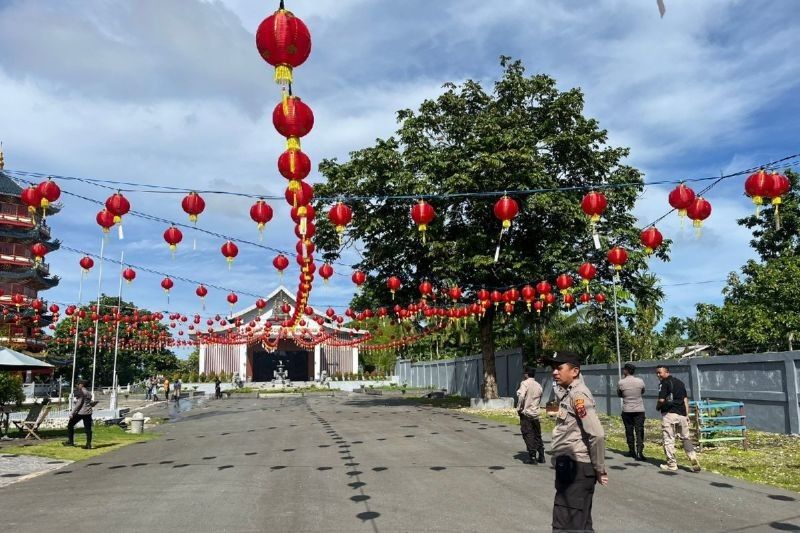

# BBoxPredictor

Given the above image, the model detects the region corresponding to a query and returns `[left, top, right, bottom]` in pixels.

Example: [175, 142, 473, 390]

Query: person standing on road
[656, 365, 701, 472]
[63, 380, 93, 449]
[214, 377, 221, 399]
[174, 379, 182, 402]
[516, 365, 545, 464]
[544, 351, 607, 533]
[617, 363, 646, 460]
[163, 377, 170, 401]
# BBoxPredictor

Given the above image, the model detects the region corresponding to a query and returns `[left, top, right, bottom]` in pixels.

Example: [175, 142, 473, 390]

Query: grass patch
[405, 395, 472, 409]
[455, 407, 800, 493]
[2, 425, 157, 461]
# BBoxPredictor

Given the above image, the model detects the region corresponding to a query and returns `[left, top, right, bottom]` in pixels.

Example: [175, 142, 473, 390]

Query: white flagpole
[89, 236, 105, 399]
[68, 266, 85, 411]
[110, 251, 124, 411]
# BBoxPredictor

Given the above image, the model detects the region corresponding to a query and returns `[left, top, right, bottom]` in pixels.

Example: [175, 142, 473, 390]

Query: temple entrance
[251, 347, 312, 382]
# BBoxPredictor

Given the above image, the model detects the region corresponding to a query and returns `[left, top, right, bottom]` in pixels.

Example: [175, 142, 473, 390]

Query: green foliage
[738, 170, 799, 261]
[314, 58, 661, 393]
[0, 372, 25, 406]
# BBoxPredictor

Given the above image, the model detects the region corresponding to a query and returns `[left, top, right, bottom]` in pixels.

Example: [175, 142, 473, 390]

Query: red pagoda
[0, 148, 59, 352]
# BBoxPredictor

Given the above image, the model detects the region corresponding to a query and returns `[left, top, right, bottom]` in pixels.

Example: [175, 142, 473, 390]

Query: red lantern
[536, 281, 552, 300]
[181, 192, 206, 224]
[250, 199, 274, 235]
[578, 263, 596, 286]
[493, 196, 519, 230]
[563, 293, 575, 308]
[533, 300, 544, 315]
[686, 197, 712, 236]
[37, 178, 61, 210]
[581, 191, 607, 223]
[11, 293, 24, 309]
[255, 4, 312, 85]
[161, 277, 174, 293]
[668, 183, 696, 220]
[419, 281, 433, 298]
[79, 256, 94, 273]
[544, 293, 556, 306]
[319, 263, 334, 283]
[594, 293, 606, 305]
[765, 171, 791, 229]
[328, 202, 353, 235]
[227, 293, 238, 307]
[21, 185, 42, 214]
[352, 270, 366, 287]
[30, 243, 48, 263]
[196, 285, 208, 308]
[96, 209, 115, 233]
[105, 192, 130, 224]
[410, 200, 435, 242]
[163, 226, 183, 254]
[607, 247, 628, 271]
[273, 254, 290, 274]
[387, 276, 402, 299]
[49, 304, 60, 314]
[221, 241, 239, 267]
[521, 285, 536, 311]
[256, 298, 267, 313]
[448, 286, 462, 301]
[579, 292, 591, 304]
[640, 226, 663, 255]
[122, 268, 136, 283]
[273, 96, 314, 150]
[744, 169, 771, 211]
[556, 274, 573, 295]
[278, 149, 311, 181]
[285, 180, 314, 207]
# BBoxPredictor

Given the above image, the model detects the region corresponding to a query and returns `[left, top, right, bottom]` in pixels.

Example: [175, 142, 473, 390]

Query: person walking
[516, 365, 545, 464]
[544, 351, 607, 533]
[173, 379, 181, 402]
[163, 377, 170, 401]
[656, 365, 701, 472]
[214, 377, 221, 399]
[63, 380, 93, 449]
[617, 363, 646, 460]
[144, 377, 152, 400]
[151, 377, 159, 402]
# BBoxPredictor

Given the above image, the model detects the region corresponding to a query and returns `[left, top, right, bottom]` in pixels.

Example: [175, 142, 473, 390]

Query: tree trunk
[479, 309, 499, 400]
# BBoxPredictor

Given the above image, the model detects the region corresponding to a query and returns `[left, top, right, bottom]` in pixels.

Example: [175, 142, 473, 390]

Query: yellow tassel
[286, 137, 300, 151]
[502, 219, 511, 229]
[289, 152, 296, 173]
[274, 65, 293, 85]
[189, 214, 198, 223]
[282, 89, 289, 116]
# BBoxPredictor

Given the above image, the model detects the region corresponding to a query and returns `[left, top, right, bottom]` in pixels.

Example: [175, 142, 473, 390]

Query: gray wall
[396, 350, 800, 435]
[395, 349, 523, 398]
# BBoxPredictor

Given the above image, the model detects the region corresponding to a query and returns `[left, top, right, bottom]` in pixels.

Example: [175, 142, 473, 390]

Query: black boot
[62, 441, 75, 447]
[636, 450, 646, 461]
[82, 441, 93, 450]
[537, 450, 546, 464]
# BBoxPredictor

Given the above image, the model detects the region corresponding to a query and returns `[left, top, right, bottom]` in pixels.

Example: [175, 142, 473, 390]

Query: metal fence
[395, 349, 523, 398]
[395, 349, 800, 435]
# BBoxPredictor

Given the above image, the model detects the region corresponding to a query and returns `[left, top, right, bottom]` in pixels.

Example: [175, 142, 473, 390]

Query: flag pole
[110, 251, 124, 411]
[89, 236, 105, 399]
[68, 265, 85, 411]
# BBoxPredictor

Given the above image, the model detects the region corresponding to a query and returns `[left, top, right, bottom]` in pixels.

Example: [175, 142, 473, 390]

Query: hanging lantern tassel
[592, 223, 601, 250]
[493, 224, 507, 263]
[227, 257, 233, 271]
[693, 220, 702, 239]
[773, 197, 782, 230]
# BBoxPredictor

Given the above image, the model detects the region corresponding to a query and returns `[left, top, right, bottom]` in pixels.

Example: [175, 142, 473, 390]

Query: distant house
[662, 345, 714, 359]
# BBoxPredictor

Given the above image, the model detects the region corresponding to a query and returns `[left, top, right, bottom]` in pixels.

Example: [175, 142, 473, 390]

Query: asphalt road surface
[2, 395, 798, 532]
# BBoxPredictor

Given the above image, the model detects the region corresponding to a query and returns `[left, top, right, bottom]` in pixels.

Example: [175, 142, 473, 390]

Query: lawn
[420, 399, 800, 494]
[1, 425, 157, 462]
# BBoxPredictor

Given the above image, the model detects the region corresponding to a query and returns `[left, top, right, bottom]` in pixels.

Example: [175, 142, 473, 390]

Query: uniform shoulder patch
[574, 397, 587, 418]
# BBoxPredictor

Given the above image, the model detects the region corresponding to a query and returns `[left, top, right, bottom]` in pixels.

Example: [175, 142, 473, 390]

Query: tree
[0, 372, 25, 408]
[47, 295, 178, 386]
[315, 58, 662, 398]
[738, 170, 799, 260]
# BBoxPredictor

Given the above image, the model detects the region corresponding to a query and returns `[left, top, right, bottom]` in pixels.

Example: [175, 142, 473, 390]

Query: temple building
[0, 150, 59, 353]
[197, 286, 364, 382]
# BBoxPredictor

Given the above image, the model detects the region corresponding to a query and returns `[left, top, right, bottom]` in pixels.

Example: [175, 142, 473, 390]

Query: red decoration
[181, 192, 206, 223]
[533, 300, 544, 314]
[21, 186, 42, 214]
[273, 96, 314, 150]
[578, 263, 596, 285]
[477, 289, 490, 302]
[273, 254, 290, 274]
[607, 247, 628, 271]
[278, 149, 311, 181]
[227, 293, 238, 306]
[250, 199, 274, 234]
[387, 276, 402, 299]
[668, 183, 696, 219]
[521, 285, 536, 311]
[163, 226, 183, 254]
[122, 268, 136, 283]
[80, 256, 94, 272]
[37, 178, 61, 209]
[105, 192, 130, 224]
[196, 284, 208, 298]
[411, 200, 435, 242]
[221, 241, 239, 267]
[493, 196, 519, 230]
[161, 277, 174, 292]
[11, 293, 25, 308]
[581, 191, 607, 223]
[255, 5, 312, 85]
[328, 202, 353, 235]
[419, 281, 433, 298]
[448, 286, 462, 301]
[556, 274, 573, 295]
[579, 292, 591, 304]
[30, 243, 48, 263]
[563, 293, 575, 308]
[285, 180, 314, 207]
[744, 169, 771, 210]
[765, 171, 791, 228]
[640, 226, 663, 255]
[256, 298, 267, 312]
[96, 209, 115, 233]
[319, 263, 334, 283]
[535, 281, 552, 300]
[686, 197, 712, 235]
[351, 270, 366, 287]
[594, 293, 606, 305]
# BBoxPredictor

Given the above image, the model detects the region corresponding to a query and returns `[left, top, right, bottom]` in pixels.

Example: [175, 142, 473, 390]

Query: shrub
[0, 372, 25, 407]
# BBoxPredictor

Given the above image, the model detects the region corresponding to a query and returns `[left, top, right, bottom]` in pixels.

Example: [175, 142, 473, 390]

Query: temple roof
[0, 171, 23, 196]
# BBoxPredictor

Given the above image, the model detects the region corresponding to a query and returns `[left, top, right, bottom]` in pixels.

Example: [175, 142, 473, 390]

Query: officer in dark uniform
[544, 351, 607, 533]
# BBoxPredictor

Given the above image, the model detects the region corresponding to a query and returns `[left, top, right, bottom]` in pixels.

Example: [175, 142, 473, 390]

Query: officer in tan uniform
[544, 351, 607, 533]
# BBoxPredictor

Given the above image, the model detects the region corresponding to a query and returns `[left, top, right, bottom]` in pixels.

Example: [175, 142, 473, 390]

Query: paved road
[2, 395, 798, 532]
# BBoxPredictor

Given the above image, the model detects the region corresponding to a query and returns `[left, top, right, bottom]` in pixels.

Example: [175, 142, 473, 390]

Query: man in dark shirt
[656, 365, 700, 472]
[63, 380, 93, 449]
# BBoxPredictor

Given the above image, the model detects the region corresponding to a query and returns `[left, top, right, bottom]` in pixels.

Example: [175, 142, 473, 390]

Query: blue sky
[0, 0, 797, 350]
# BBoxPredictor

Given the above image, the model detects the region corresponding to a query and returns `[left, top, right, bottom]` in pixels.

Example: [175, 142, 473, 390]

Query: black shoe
[537, 452, 546, 464]
[82, 444, 93, 450]
[636, 453, 646, 461]
[62, 441, 75, 447]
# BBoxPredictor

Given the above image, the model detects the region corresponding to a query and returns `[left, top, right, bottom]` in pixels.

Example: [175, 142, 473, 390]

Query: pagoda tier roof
[0, 171, 62, 214]
[0, 268, 59, 289]
[0, 227, 58, 243]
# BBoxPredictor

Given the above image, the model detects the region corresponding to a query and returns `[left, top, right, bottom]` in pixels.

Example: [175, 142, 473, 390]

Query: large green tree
[47, 295, 178, 386]
[314, 58, 663, 398]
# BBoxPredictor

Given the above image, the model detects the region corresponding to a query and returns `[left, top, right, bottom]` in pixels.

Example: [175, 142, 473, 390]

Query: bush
[198, 373, 207, 383]
[0, 372, 25, 407]
[189, 371, 198, 383]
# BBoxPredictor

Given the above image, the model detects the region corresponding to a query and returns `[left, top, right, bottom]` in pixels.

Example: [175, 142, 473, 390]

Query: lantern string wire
[4, 152, 798, 202]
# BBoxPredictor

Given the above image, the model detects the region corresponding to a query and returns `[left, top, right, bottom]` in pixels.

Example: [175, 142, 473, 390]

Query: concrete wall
[396, 350, 800, 435]
[395, 349, 523, 399]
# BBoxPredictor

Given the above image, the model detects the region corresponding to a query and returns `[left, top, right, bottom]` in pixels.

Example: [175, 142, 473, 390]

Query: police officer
[617, 362, 646, 460]
[544, 351, 607, 533]
[516, 365, 545, 464]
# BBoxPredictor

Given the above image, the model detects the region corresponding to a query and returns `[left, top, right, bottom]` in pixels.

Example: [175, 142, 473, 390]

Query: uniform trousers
[553, 458, 596, 533]
[67, 414, 93, 444]
[519, 414, 544, 456]
[661, 412, 697, 467]
[621, 411, 645, 454]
